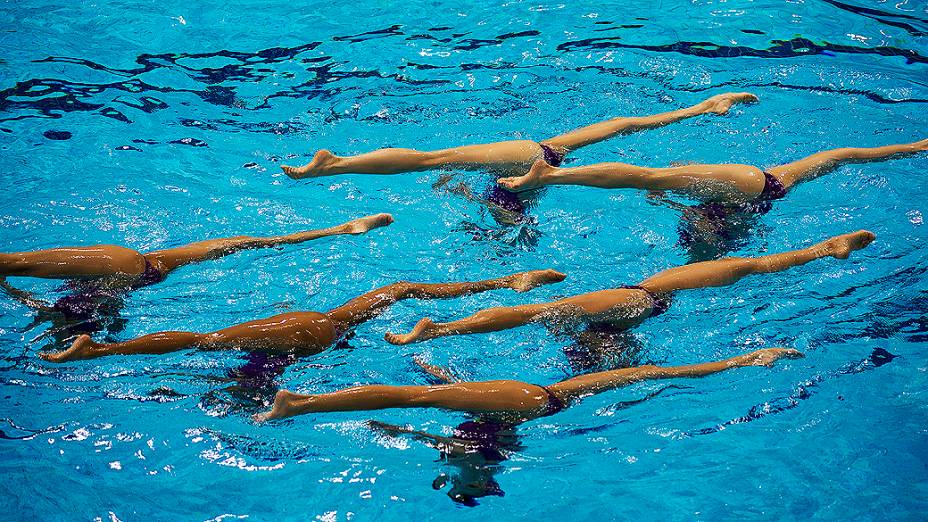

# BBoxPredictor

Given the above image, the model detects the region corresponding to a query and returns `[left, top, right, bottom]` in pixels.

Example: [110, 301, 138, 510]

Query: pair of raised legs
[280, 92, 758, 178]
[256, 347, 803, 421]
[43, 230, 874, 363]
[384, 230, 875, 345]
[0, 213, 394, 285]
[497, 139, 928, 202]
[40, 269, 567, 362]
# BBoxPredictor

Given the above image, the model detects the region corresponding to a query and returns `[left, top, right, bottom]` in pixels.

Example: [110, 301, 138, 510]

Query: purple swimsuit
[620, 285, 672, 317]
[539, 143, 565, 167]
[679, 171, 787, 247]
[483, 143, 566, 216]
[52, 258, 165, 333]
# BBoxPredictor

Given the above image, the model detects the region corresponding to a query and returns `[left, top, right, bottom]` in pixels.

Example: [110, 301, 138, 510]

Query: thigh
[4, 245, 146, 278]
[416, 381, 550, 413]
[436, 140, 541, 168]
[656, 164, 766, 200]
[144, 236, 250, 273]
[207, 312, 337, 354]
[556, 290, 652, 328]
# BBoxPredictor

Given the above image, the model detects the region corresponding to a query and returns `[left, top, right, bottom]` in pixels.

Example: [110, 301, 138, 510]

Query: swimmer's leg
[0, 245, 147, 279]
[40, 331, 206, 363]
[256, 348, 802, 421]
[540, 92, 758, 153]
[325, 269, 565, 332]
[144, 213, 393, 275]
[281, 140, 541, 179]
[255, 379, 551, 421]
[39, 312, 336, 363]
[637, 230, 876, 296]
[499, 159, 766, 201]
[384, 300, 559, 345]
[767, 139, 927, 189]
[546, 348, 802, 404]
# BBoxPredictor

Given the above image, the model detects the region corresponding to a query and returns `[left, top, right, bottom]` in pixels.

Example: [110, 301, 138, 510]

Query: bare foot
[742, 347, 804, 367]
[703, 92, 759, 115]
[39, 334, 100, 363]
[497, 159, 554, 192]
[253, 389, 302, 422]
[510, 269, 566, 292]
[913, 138, 928, 151]
[281, 149, 339, 179]
[821, 230, 876, 259]
[385, 318, 438, 345]
[344, 213, 394, 234]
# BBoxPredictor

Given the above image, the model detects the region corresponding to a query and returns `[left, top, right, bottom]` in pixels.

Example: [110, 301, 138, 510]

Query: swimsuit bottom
[619, 285, 672, 317]
[52, 258, 165, 333]
[539, 143, 565, 167]
[679, 170, 787, 247]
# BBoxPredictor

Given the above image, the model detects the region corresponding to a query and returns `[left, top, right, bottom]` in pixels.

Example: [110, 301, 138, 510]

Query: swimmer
[255, 347, 802, 421]
[498, 139, 928, 209]
[1, 213, 394, 338]
[38, 269, 566, 362]
[280, 93, 758, 178]
[384, 230, 875, 345]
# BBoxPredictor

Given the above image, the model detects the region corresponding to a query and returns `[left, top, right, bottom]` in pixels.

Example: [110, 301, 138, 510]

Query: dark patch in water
[689, 348, 898, 437]
[557, 36, 927, 65]
[822, 0, 928, 37]
[115, 145, 142, 151]
[169, 137, 208, 147]
[43, 130, 71, 140]
[99, 107, 131, 123]
[333, 24, 403, 43]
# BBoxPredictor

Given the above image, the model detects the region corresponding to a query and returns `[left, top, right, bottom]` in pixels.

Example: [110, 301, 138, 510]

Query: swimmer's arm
[368, 420, 469, 455]
[0, 277, 52, 311]
[413, 357, 461, 383]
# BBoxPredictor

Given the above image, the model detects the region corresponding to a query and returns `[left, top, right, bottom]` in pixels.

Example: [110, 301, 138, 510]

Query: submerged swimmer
[280, 92, 758, 179]
[255, 347, 802, 422]
[499, 138, 924, 260]
[39, 269, 565, 362]
[0, 214, 394, 339]
[383, 230, 875, 345]
[498, 139, 927, 215]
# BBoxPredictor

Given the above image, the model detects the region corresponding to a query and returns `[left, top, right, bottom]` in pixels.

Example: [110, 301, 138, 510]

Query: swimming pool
[1, 0, 926, 518]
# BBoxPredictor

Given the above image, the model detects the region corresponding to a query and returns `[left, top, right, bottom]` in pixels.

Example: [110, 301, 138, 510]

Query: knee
[421, 150, 449, 166]
[819, 150, 847, 163]
[385, 281, 413, 298]
[366, 385, 412, 405]
[474, 307, 504, 320]
[198, 332, 223, 348]
[725, 256, 759, 274]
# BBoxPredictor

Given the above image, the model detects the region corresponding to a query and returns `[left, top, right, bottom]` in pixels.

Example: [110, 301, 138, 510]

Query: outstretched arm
[369, 420, 469, 455]
[0, 277, 52, 311]
[414, 357, 462, 383]
[547, 348, 803, 404]
[145, 213, 393, 274]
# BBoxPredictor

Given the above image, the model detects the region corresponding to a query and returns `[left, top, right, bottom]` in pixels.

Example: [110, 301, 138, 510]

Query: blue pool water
[2, 0, 927, 519]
